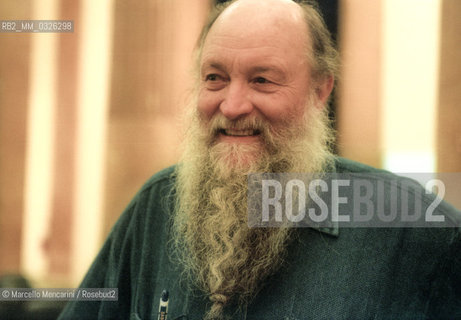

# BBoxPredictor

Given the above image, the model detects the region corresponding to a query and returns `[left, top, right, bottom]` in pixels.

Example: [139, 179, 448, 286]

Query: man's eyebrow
[249, 65, 285, 74]
[200, 61, 287, 79]
[249, 65, 288, 81]
[201, 61, 226, 72]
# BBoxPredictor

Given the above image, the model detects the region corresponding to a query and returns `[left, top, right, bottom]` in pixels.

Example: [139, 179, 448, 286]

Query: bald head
[196, 0, 338, 85]
[213, 0, 306, 37]
[203, 0, 309, 66]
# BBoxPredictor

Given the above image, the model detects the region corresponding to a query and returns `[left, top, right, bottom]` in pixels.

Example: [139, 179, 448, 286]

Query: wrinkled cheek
[197, 89, 221, 120]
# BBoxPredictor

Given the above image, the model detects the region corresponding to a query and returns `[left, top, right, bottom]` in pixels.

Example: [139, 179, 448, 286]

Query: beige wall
[0, 0, 209, 287]
[0, 1, 32, 275]
[337, 0, 382, 168]
[103, 0, 209, 237]
[337, 0, 460, 207]
[437, 0, 461, 209]
[437, 0, 461, 173]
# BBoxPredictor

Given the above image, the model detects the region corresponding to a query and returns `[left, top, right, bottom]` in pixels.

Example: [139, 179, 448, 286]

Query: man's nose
[219, 81, 253, 120]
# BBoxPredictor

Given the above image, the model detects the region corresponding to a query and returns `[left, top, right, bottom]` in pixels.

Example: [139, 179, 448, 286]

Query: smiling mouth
[219, 129, 262, 137]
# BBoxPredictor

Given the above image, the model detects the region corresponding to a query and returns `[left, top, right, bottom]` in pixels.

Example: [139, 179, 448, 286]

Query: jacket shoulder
[334, 157, 389, 174]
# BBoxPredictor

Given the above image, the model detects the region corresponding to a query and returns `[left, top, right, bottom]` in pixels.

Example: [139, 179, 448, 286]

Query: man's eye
[254, 77, 269, 84]
[204, 73, 226, 90]
[205, 74, 220, 81]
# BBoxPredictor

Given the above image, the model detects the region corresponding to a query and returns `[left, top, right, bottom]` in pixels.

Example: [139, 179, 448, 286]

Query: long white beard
[171, 97, 335, 319]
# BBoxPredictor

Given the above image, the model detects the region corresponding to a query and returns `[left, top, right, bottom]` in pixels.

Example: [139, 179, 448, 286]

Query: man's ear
[315, 75, 334, 107]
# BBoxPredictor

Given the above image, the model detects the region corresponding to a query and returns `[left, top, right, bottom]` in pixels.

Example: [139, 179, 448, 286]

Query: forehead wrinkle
[204, 34, 285, 52]
[200, 58, 234, 77]
[201, 61, 226, 71]
[201, 47, 291, 73]
[249, 64, 286, 74]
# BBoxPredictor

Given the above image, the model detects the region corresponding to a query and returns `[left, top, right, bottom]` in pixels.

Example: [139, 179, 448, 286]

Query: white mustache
[207, 115, 269, 137]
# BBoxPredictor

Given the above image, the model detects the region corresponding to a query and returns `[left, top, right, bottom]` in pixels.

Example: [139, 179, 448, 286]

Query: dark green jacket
[59, 158, 461, 319]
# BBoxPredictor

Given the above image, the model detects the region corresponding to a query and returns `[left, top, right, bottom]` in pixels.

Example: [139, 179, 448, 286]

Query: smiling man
[59, 0, 461, 319]
[172, 0, 337, 317]
[194, 0, 335, 174]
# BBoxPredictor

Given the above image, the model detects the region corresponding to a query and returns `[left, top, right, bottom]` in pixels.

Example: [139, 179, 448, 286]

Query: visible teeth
[224, 129, 257, 136]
